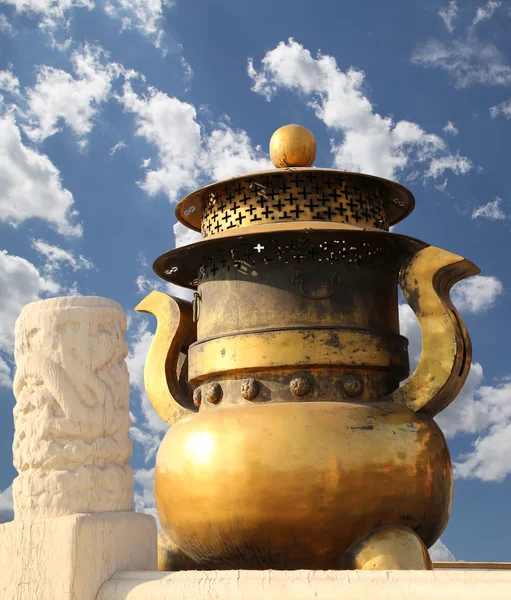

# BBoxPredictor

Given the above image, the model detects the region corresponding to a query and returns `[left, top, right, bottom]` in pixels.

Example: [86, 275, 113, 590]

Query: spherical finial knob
[269, 124, 316, 168]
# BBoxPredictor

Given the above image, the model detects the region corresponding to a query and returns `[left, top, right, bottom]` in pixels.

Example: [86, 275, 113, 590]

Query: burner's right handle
[386, 245, 480, 417]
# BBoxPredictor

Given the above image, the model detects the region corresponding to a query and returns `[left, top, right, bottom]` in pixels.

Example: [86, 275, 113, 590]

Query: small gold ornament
[269, 124, 316, 168]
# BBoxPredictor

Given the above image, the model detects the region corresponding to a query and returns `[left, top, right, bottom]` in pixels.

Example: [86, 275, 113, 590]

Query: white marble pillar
[0, 297, 157, 600]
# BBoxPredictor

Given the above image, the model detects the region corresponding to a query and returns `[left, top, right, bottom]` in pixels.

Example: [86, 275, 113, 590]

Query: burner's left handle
[136, 291, 198, 427]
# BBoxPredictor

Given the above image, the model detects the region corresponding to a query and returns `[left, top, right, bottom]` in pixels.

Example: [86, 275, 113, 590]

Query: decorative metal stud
[241, 378, 260, 401]
[206, 382, 223, 404]
[342, 374, 364, 399]
[290, 375, 312, 397]
[193, 387, 202, 408]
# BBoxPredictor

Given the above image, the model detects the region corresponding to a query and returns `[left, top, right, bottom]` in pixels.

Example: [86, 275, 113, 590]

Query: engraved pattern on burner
[200, 173, 390, 237]
[197, 238, 398, 284]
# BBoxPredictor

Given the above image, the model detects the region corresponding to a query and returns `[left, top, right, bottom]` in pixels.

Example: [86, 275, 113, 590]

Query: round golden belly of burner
[155, 400, 452, 570]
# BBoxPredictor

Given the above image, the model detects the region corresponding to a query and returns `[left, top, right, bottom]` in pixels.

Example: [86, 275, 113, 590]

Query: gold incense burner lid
[175, 125, 415, 237]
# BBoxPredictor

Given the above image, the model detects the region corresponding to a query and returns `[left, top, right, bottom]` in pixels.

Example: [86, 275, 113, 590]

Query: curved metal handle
[136, 291, 197, 426]
[294, 271, 337, 300]
[386, 245, 480, 416]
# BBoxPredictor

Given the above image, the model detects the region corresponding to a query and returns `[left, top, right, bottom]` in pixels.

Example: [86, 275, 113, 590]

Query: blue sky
[0, 0, 510, 563]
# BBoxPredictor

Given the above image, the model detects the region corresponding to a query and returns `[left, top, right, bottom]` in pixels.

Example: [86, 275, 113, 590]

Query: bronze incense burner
[137, 125, 479, 571]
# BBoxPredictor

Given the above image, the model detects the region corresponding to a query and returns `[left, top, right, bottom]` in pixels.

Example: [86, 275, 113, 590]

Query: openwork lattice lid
[175, 125, 415, 238]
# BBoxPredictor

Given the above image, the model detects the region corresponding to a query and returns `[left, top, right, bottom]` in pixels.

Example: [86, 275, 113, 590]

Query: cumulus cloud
[0, 70, 20, 96]
[0, 14, 14, 34]
[0, 250, 60, 388]
[201, 125, 272, 182]
[399, 274, 510, 483]
[0, 115, 82, 236]
[442, 121, 458, 136]
[248, 39, 471, 181]
[430, 539, 456, 561]
[438, 367, 511, 482]
[0, 356, 12, 388]
[120, 81, 201, 201]
[133, 467, 159, 523]
[109, 140, 127, 156]
[399, 303, 422, 372]
[129, 425, 162, 462]
[104, 0, 174, 48]
[135, 222, 199, 302]
[126, 319, 168, 434]
[439, 1, 459, 34]
[119, 81, 271, 202]
[174, 221, 200, 248]
[31, 239, 94, 276]
[426, 153, 472, 178]
[451, 275, 503, 313]
[472, 1, 501, 27]
[472, 197, 507, 220]
[490, 99, 511, 119]
[412, 35, 511, 88]
[24, 44, 125, 147]
[1, 0, 94, 32]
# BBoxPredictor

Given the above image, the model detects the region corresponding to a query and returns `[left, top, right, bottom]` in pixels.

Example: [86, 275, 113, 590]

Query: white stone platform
[98, 567, 511, 600]
[0, 511, 156, 600]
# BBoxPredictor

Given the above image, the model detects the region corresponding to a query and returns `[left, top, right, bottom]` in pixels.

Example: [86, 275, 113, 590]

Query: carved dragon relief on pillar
[12, 296, 133, 519]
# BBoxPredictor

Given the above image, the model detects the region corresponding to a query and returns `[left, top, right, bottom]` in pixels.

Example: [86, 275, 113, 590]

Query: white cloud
[109, 140, 127, 156]
[126, 319, 168, 434]
[0, 485, 14, 523]
[248, 39, 471, 181]
[0, 114, 82, 236]
[104, 0, 174, 48]
[451, 275, 503, 313]
[412, 35, 511, 88]
[0, 250, 60, 355]
[129, 425, 161, 462]
[135, 274, 155, 295]
[399, 303, 421, 372]
[133, 467, 159, 524]
[439, 1, 458, 34]
[135, 225, 198, 303]
[0, 356, 12, 388]
[0, 70, 20, 95]
[119, 81, 271, 203]
[24, 44, 124, 146]
[472, 197, 507, 220]
[0, 14, 14, 34]
[1, 0, 94, 31]
[442, 121, 458, 136]
[174, 221, 200, 248]
[437, 367, 511, 482]
[201, 125, 273, 182]
[430, 539, 456, 561]
[490, 99, 511, 119]
[31, 239, 94, 273]
[120, 81, 201, 201]
[400, 298, 511, 483]
[400, 271, 508, 483]
[472, 1, 501, 27]
[436, 362, 486, 437]
[426, 153, 472, 178]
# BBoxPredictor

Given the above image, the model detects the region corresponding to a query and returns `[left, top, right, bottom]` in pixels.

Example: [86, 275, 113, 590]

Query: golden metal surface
[155, 401, 452, 570]
[137, 126, 481, 571]
[188, 327, 408, 383]
[135, 291, 197, 426]
[157, 531, 201, 571]
[387, 245, 480, 416]
[340, 526, 433, 570]
[175, 169, 415, 234]
[269, 124, 316, 168]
